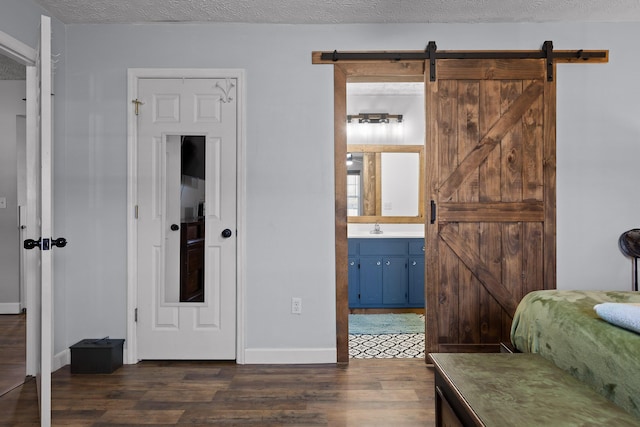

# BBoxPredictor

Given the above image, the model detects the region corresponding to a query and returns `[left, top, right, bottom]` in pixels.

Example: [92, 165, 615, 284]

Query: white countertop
[348, 231, 424, 238]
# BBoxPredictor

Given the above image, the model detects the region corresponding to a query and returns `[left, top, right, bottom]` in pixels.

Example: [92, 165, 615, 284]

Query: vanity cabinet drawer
[409, 241, 426, 255]
[359, 239, 407, 256]
[348, 240, 359, 256]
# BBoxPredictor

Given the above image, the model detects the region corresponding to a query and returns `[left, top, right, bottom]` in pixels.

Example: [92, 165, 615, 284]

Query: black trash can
[70, 338, 125, 374]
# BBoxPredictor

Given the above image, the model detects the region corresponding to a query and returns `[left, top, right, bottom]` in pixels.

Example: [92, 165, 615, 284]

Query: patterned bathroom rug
[349, 333, 425, 359]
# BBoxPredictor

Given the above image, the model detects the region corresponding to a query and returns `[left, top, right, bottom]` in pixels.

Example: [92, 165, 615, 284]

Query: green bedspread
[511, 290, 640, 419]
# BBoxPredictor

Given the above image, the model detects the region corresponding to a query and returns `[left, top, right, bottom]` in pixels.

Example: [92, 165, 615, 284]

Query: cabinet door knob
[376, 261, 381, 266]
[385, 261, 391, 266]
[412, 261, 417, 266]
[170, 224, 180, 231]
[349, 261, 355, 266]
[221, 228, 233, 238]
[422, 246, 425, 252]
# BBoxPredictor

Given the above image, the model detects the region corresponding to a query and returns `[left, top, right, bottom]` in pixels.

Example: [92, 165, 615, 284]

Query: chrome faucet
[370, 222, 383, 234]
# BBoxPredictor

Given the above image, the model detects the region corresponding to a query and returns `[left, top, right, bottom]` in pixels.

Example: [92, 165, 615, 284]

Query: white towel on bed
[594, 303, 640, 334]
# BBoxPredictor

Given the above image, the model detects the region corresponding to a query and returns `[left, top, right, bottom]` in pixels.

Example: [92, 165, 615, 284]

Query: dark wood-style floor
[0, 313, 27, 397]
[1, 355, 436, 426]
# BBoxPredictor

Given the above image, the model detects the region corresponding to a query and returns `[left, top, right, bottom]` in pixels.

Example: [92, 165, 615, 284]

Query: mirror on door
[165, 135, 206, 303]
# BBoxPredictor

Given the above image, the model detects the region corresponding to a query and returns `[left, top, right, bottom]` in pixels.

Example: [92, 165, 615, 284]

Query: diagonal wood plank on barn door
[438, 80, 544, 201]
[426, 58, 554, 354]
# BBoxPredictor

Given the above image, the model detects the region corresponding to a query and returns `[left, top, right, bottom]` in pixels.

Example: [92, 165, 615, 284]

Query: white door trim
[126, 68, 246, 364]
[0, 29, 36, 66]
[38, 16, 53, 426]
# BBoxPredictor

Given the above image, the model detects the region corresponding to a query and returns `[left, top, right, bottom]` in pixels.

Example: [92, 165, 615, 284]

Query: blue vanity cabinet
[408, 241, 426, 306]
[408, 256, 425, 306]
[347, 240, 361, 307]
[359, 257, 384, 305]
[382, 256, 409, 305]
[348, 257, 360, 307]
[348, 238, 425, 308]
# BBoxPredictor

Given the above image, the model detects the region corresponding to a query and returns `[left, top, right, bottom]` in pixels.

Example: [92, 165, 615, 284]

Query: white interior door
[24, 60, 42, 405]
[136, 77, 237, 360]
[37, 15, 53, 427]
[22, 15, 53, 427]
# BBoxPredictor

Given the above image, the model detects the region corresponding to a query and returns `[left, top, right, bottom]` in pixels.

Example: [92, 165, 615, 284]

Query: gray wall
[3, 3, 640, 360]
[59, 22, 640, 359]
[0, 0, 48, 48]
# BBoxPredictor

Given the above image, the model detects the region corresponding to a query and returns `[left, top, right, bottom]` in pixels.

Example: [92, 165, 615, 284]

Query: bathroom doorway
[332, 62, 427, 362]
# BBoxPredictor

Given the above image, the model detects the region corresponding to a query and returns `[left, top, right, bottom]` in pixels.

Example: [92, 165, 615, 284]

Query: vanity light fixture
[347, 113, 403, 124]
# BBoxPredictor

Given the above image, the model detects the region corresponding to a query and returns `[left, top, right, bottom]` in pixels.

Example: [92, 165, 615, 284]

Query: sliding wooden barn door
[313, 44, 605, 361]
[425, 58, 556, 353]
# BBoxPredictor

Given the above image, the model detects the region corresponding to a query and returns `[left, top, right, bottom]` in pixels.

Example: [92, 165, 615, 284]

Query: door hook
[52, 237, 67, 248]
[24, 238, 41, 250]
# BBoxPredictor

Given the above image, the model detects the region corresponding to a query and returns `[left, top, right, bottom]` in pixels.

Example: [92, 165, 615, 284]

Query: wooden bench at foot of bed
[430, 353, 639, 427]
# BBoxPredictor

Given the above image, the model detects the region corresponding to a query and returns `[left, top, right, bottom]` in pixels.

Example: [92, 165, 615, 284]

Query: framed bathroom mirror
[347, 144, 424, 223]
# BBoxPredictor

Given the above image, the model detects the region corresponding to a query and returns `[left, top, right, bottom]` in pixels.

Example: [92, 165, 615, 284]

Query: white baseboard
[243, 347, 336, 364]
[53, 347, 131, 370]
[56, 346, 334, 367]
[0, 303, 21, 314]
[53, 349, 70, 372]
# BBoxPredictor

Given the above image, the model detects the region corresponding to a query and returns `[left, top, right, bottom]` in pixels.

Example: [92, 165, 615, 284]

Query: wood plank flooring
[0, 314, 27, 397]
[0, 358, 436, 426]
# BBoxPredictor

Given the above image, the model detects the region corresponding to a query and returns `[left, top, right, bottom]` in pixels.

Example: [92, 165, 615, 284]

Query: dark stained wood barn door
[425, 58, 557, 353]
[313, 46, 606, 362]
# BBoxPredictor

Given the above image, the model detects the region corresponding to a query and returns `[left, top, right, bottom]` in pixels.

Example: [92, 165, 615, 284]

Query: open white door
[38, 15, 53, 427]
[23, 15, 54, 427]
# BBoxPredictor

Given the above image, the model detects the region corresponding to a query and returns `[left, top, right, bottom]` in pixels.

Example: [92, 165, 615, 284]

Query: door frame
[316, 47, 607, 363]
[126, 68, 246, 364]
[0, 28, 37, 374]
[331, 62, 426, 363]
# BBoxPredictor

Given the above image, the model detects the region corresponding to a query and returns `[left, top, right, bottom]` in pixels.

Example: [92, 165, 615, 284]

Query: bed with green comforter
[510, 290, 640, 419]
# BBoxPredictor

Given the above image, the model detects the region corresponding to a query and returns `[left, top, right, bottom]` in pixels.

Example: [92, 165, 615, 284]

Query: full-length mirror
[347, 82, 425, 224]
[165, 135, 206, 303]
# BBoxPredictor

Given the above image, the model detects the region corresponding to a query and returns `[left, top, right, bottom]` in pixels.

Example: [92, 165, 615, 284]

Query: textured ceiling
[33, 0, 640, 24]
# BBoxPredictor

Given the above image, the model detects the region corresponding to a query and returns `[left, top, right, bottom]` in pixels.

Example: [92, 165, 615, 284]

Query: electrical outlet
[291, 297, 302, 314]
